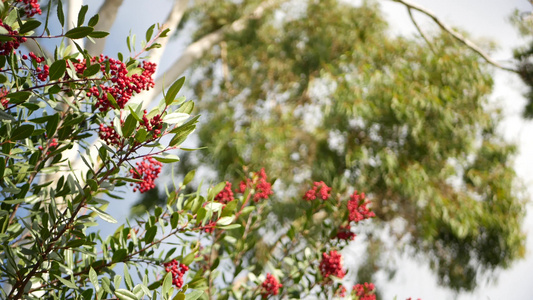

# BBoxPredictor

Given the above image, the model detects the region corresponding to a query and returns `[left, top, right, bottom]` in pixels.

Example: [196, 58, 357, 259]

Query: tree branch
[391, 0, 519, 73]
[147, 0, 285, 107]
[85, 0, 124, 56]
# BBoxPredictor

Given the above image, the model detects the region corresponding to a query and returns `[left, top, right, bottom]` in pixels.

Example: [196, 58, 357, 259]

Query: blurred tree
[177, 0, 526, 291]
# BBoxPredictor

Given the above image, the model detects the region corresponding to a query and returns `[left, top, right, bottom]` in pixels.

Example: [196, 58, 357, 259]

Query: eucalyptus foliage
[171, 0, 526, 291]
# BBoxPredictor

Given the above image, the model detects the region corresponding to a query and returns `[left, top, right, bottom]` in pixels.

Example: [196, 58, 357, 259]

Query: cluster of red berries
[23, 52, 48, 81]
[201, 220, 217, 234]
[352, 282, 376, 300]
[15, 0, 42, 17]
[98, 123, 122, 147]
[319, 250, 345, 280]
[129, 156, 162, 193]
[140, 110, 163, 140]
[335, 285, 347, 298]
[238, 168, 273, 202]
[347, 191, 375, 223]
[163, 259, 189, 289]
[303, 181, 332, 201]
[261, 273, 282, 298]
[87, 56, 156, 112]
[38, 138, 59, 155]
[0, 21, 26, 56]
[215, 182, 234, 204]
[0, 88, 9, 108]
[335, 224, 356, 241]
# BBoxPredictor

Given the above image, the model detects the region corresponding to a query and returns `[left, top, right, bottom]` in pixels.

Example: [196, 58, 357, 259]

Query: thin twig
[391, 0, 519, 73]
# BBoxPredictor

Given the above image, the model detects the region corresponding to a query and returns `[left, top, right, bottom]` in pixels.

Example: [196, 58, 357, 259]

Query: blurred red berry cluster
[319, 250, 345, 280]
[303, 181, 332, 201]
[352, 282, 376, 300]
[348, 191, 375, 223]
[261, 273, 282, 298]
[0, 21, 27, 55]
[215, 181, 234, 204]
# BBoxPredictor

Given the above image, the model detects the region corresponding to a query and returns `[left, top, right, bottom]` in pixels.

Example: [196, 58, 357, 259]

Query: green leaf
[152, 155, 180, 163]
[89, 206, 117, 223]
[115, 289, 138, 300]
[163, 112, 189, 125]
[217, 224, 241, 230]
[124, 264, 134, 290]
[83, 63, 101, 77]
[88, 14, 99, 27]
[107, 92, 119, 109]
[6, 91, 31, 103]
[170, 212, 179, 229]
[45, 113, 60, 137]
[144, 226, 157, 244]
[181, 252, 195, 266]
[177, 101, 194, 114]
[65, 26, 94, 39]
[183, 170, 195, 186]
[162, 272, 173, 296]
[49, 59, 66, 81]
[185, 290, 204, 300]
[128, 106, 142, 122]
[134, 128, 147, 143]
[89, 31, 110, 39]
[11, 124, 34, 140]
[57, 0, 65, 27]
[19, 20, 41, 34]
[216, 216, 234, 226]
[89, 267, 100, 290]
[0, 110, 15, 122]
[56, 275, 78, 289]
[77, 5, 88, 27]
[112, 249, 127, 263]
[122, 114, 137, 138]
[169, 128, 195, 147]
[165, 77, 185, 106]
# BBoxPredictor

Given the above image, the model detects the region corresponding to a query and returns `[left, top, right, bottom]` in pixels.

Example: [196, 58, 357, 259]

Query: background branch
[392, 0, 519, 73]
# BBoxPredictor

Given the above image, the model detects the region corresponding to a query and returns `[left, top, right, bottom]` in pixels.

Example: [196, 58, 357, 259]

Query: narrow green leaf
[115, 289, 138, 300]
[170, 212, 179, 229]
[45, 113, 60, 137]
[65, 26, 94, 39]
[181, 252, 195, 266]
[165, 77, 185, 106]
[122, 114, 137, 138]
[56, 275, 78, 289]
[217, 224, 241, 230]
[107, 92, 119, 109]
[123, 264, 134, 290]
[144, 226, 157, 244]
[19, 20, 41, 34]
[183, 170, 195, 186]
[88, 14, 99, 27]
[49, 59, 67, 81]
[216, 216, 234, 226]
[146, 24, 155, 42]
[152, 155, 180, 163]
[185, 290, 204, 300]
[77, 5, 88, 27]
[162, 112, 189, 125]
[89, 206, 117, 223]
[89, 31, 109, 38]
[0, 110, 15, 121]
[57, 0, 65, 27]
[162, 272, 173, 296]
[89, 267, 100, 290]
[11, 124, 34, 140]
